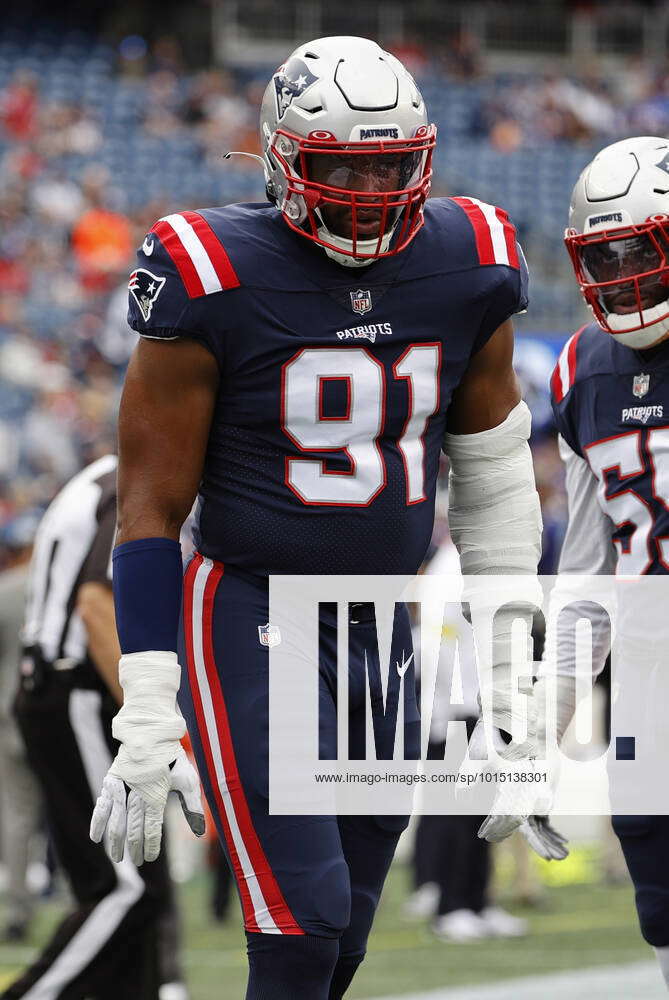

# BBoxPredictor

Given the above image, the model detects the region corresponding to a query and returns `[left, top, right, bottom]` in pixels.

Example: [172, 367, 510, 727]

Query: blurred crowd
[395, 31, 669, 148]
[473, 60, 669, 151]
[3, 25, 663, 563]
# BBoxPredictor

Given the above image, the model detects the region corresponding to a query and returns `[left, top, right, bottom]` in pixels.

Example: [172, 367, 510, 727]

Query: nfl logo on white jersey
[350, 289, 372, 315]
[633, 373, 650, 398]
[258, 623, 282, 648]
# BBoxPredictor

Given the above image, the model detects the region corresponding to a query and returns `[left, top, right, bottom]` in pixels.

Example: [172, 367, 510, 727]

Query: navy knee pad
[612, 815, 669, 947]
[308, 858, 351, 937]
[245, 931, 339, 1000]
[635, 888, 669, 947]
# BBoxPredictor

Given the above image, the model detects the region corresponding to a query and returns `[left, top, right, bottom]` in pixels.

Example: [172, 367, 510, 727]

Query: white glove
[512, 674, 570, 861]
[479, 677, 573, 861]
[460, 716, 540, 845]
[473, 733, 568, 860]
[518, 815, 569, 860]
[460, 591, 542, 846]
[477, 770, 568, 859]
[90, 651, 205, 865]
[477, 730, 568, 859]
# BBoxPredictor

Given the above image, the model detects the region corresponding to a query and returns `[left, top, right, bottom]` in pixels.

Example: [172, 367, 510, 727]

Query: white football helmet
[566, 136, 669, 348]
[260, 36, 436, 268]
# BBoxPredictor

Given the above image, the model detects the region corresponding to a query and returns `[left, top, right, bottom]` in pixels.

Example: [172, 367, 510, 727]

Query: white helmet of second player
[566, 136, 669, 348]
[259, 36, 436, 268]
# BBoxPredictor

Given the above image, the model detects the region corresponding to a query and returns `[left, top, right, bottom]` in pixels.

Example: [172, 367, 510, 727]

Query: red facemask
[270, 125, 437, 260]
[565, 217, 669, 333]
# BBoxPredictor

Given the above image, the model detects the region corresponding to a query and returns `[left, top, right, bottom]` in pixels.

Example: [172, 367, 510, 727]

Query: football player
[90, 36, 544, 999]
[541, 135, 669, 986]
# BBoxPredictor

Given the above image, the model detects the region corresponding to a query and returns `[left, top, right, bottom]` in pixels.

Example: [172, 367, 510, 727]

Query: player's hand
[511, 675, 568, 861]
[480, 737, 568, 859]
[460, 715, 539, 845]
[90, 744, 205, 866]
[519, 815, 569, 860]
[90, 651, 205, 865]
[458, 587, 544, 846]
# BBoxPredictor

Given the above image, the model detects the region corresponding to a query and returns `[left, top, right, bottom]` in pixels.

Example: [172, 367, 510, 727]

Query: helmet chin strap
[315, 208, 397, 268]
[603, 299, 669, 348]
[321, 239, 384, 268]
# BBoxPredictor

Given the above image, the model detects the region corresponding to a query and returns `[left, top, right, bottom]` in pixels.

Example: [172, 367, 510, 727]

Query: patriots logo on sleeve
[128, 268, 166, 321]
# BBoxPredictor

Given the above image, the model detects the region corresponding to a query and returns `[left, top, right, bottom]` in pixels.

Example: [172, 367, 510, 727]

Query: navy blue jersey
[127, 198, 528, 576]
[551, 321, 669, 575]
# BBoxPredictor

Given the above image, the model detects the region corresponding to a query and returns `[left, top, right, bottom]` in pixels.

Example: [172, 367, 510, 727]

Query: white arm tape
[443, 400, 542, 578]
[112, 651, 186, 762]
[444, 401, 542, 738]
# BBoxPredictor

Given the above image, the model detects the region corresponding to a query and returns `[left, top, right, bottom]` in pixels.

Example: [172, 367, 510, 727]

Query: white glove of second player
[468, 728, 567, 860]
[474, 679, 569, 861]
[515, 674, 569, 861]
[460, 714, 539, 845]
[90, 651, 205, 866]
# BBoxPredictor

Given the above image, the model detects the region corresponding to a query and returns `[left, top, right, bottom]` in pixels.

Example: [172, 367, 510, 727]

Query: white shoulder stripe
[465, 197, 510, 266]
[557, 333, 575, 400]
[159, 213, 223, 295]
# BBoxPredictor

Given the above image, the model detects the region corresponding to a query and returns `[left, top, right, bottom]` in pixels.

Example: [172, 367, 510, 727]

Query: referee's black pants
[2, 670, 174, 1000]
[413, 812, 490, 915]
[412, 730, 490, 916]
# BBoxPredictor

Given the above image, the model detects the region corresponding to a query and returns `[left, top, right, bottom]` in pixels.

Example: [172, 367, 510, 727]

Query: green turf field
[0, 857, 649, 998]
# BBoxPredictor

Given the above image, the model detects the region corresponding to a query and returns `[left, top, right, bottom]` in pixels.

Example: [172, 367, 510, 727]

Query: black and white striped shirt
[23, 455, 118, 669]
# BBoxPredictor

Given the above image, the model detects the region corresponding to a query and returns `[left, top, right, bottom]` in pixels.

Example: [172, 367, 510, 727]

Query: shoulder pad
[128, 210, 242, 338]
[450, 197, 521, 270]
[150, 211, 240, 298]
[550, 325, 587, 403]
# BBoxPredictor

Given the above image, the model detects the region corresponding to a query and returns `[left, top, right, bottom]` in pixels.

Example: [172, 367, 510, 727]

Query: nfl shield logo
[633, 373, 650, 398]
[350, 289, 372, 316]
[258, 623, 281, 648]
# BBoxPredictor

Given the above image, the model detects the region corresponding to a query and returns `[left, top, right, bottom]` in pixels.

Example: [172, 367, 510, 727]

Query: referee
[2, 455, 188, 1000]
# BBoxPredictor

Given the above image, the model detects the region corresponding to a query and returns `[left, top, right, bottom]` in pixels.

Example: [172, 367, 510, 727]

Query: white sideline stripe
[371, 960, 665, 1000]
[159, 212, 222, 294]
[467, 197, 510, 266]
[190, 559, 279, 933]
[21, 691, 143, 999]
[557, 333, 574, 399]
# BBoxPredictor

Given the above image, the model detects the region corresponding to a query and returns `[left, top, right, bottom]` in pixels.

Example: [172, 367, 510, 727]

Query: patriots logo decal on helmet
[128, 268, 166, 321]
[274, 57, 319, 120]
[656, 151, 669, 176]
